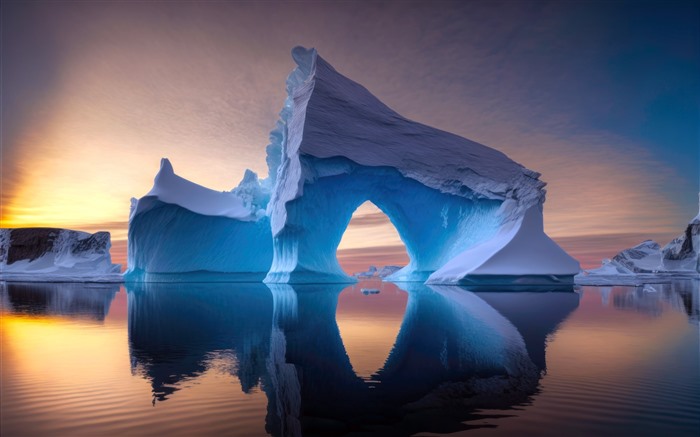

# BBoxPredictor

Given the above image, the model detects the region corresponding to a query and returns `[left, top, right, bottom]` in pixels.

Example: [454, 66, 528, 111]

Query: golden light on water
[1, 315, 127, 387]
[0, 301, 270, 435]
[335, 283, 408, 379]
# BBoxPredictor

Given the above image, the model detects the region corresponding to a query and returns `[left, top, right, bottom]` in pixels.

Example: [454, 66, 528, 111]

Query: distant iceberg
[353, 265, 405, 279]
[127, 46, 579, 284]
[353, 265, 377, 278]
[577, 199, 700, 285]
[0, 228, 122, 282]
[378, 265, 402, 278]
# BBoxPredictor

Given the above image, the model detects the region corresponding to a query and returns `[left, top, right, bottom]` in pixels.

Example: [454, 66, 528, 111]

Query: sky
[1, 0, 699, 272]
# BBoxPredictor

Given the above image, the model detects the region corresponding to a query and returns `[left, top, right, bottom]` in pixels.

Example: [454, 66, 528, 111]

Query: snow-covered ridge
[353, 265, 403, 279]
[577, 198, 700, 285]
[0, 228, 122, 282]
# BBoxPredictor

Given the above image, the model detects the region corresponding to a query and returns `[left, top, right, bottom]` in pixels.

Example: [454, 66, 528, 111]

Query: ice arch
[265, 157, 502, 283]
[264, 47, 579, 284]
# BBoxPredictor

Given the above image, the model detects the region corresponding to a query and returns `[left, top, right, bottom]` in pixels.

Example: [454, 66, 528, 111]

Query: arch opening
[336, 201, 409, 278]
[265, 158, 504, 284]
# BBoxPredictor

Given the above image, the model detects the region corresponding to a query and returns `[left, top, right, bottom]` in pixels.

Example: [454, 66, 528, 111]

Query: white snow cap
[131, 158, 256, 221]
[287, 47, 545, 212]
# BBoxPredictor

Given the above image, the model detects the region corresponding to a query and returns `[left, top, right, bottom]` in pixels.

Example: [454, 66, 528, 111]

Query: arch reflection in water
[125, 281, 579, 436]
[0, 282, 119, 321]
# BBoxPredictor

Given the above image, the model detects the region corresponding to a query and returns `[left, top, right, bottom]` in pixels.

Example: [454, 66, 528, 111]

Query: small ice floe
[643, 284, 658, 293]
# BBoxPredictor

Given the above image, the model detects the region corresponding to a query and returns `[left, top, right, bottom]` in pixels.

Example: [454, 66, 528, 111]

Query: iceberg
[125, 159, 273, 281]
[427, 206, 580, 285]
[661, 200, 700, 272]
[265, 47, 578, 284]
[353, 265, 377, 278]
[0, 228, 122, 282]
[354, 265, 405, 278]
[127, 46, 579, 284]
[577, 197, 700, 285]
[378, 265, 402, 278]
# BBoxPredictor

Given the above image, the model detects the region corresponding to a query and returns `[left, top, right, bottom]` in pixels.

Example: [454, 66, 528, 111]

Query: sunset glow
[1, 1, 698, 271]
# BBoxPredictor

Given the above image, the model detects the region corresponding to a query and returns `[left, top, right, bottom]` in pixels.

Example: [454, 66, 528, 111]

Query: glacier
[0, 228, 122, 282]
[576, 196, 700, 285]
[126, 46, 580, 284]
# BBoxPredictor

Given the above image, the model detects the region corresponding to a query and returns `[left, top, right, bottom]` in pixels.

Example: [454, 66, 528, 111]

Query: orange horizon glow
[2, 1, 697, 278]
[335, 281, 408, 379]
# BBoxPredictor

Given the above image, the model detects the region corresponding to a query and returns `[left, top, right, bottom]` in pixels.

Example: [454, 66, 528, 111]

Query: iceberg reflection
[125, 282, 580, 436]
[0, 281, 119, 321]
[127, 282, 274, 401]
[605, 280, 699, 323]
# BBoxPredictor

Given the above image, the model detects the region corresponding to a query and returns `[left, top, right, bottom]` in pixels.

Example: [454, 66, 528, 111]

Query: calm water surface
[1, 280, 698, 436]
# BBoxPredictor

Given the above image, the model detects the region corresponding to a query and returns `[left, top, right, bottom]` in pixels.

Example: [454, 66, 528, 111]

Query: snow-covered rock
[577, 199, 700, 285]
[378, 265, 402, 278]
[353, 265, 377, 278]
[661, 207, 700, 272]
[353, 265, 404, 279]
[0, 228, 122, 282]
[126, 159, 273, 280]
[604, 240, 662, 274]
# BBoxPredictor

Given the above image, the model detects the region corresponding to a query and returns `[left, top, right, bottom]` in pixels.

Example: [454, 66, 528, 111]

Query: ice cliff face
[127, 46, 579, 284]
[126, 159, 273, 280]
[662, 205, 700, 272]
[0, 228, 121, 281]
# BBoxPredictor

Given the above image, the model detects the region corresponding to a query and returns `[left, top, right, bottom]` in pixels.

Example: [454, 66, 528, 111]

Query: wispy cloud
[2, 1, 696, 270]
[342, 212, 392, 228]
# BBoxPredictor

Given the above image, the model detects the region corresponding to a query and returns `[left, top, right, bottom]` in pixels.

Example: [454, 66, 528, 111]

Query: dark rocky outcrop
[1, 228, 110, 265]
[0, 228, 120, 279]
